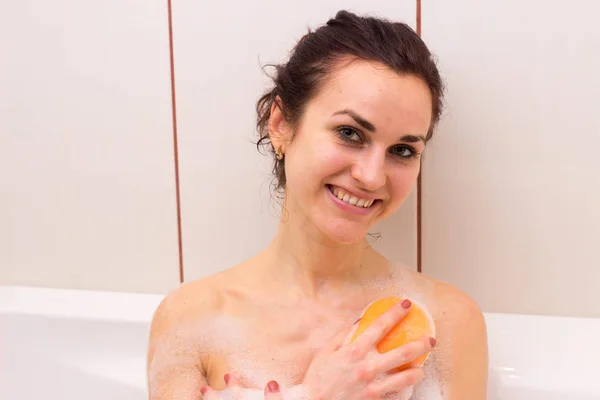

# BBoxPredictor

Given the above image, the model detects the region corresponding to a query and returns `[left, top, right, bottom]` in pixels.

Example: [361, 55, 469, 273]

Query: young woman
[147, 10, 488, 400]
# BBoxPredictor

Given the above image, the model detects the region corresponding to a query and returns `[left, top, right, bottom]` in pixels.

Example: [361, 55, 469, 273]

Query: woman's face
[279, 59, 433, 245]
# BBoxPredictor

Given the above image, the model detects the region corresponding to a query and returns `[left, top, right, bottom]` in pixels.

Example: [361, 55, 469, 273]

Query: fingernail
[429, 337, 437, 348]
[224, 374, 230, 384]
[201, 386, 208, 395]
[401, 299, 412, 309]
[267, 380, 280, 392]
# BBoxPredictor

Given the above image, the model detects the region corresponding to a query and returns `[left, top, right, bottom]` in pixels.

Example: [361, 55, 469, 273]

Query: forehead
[309, 59, 432, 135]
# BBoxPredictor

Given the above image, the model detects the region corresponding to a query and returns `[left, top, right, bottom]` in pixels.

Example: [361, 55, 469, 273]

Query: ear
[268, 96, 293, 154]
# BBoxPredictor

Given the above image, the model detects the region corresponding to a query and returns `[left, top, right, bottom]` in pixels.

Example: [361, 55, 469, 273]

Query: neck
[263, 214, 382, 299]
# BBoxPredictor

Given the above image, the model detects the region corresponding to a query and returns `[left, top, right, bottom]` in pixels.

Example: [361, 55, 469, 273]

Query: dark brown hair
[256, 10, 444, 192]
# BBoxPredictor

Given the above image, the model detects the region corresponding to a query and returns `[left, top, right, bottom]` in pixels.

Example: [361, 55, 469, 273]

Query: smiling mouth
[327, 185, 380, 208]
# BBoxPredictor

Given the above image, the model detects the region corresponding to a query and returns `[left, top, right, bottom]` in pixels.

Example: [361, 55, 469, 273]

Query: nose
[350, 149, 387, 191]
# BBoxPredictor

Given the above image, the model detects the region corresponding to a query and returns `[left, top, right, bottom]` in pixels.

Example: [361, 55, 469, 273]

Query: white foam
[209, 387, 264, 400]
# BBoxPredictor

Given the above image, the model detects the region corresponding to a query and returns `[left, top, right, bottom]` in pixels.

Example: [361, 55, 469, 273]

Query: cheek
[317, 148, 350, 177]
[284, 146, 323, 195]
[388, 166, 420, 201]
[291, 139, 348, 183]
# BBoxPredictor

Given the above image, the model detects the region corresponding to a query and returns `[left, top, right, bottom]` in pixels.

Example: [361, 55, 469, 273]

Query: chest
[205, 302, 362, 388]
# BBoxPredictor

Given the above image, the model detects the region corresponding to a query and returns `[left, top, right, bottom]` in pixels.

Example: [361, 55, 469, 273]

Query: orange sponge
[347, 297, 435, 372]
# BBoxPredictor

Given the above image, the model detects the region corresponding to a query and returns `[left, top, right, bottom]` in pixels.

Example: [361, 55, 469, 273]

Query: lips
[328, 185, 377, 208]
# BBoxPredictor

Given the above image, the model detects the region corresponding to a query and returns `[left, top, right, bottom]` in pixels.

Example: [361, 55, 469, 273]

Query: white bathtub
[0, 285, 158, 400]
[1, 285, 598, 400]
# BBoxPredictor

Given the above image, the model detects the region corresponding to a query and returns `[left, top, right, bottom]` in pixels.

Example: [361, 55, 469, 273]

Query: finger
[200, 385, 217, 399]
[264, 380, 284, 400]
[369, 366, 425, 395]
[356, 299, 412, 348]
[224, 373, 243, 387]
[376, 336, 436, 373]
[321, 317, 363, 354]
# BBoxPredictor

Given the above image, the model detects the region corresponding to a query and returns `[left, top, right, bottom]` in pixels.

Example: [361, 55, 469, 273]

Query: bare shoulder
[149, 277, 219, 334]
[432, 278, 486, 329]
[410, 271, 489, 399]
[146, 273, 229, 370]
[398, 267, 484, 323]
[145, 272, 238, 399]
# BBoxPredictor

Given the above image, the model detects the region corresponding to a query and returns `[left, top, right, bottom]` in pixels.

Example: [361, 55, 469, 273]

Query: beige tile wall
[420, 0, 600, 317]
[4, 0, 597, 319]
[0, 0, 180, 293]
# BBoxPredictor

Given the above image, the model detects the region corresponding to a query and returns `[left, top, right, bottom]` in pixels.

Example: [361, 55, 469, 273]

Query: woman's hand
[299, 299, 436, 400]
[200, 374, 283, 399]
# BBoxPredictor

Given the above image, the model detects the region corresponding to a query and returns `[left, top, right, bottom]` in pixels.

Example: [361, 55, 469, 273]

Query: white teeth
[330, 186, 375, 208]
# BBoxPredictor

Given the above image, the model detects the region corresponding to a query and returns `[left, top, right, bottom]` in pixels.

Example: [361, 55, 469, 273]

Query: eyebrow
[333, 109, 377, 132]
[400, 134, 426, 143]
[332, 108, 426, 143]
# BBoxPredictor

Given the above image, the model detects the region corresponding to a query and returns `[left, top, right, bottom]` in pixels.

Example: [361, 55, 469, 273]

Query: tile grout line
[416, 0, 423, 274]
[167, 0, 185, 283]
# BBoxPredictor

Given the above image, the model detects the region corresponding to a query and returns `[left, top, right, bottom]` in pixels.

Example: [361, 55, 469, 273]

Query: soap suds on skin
[148, 315, 251, 399]
[149, 265, 450, 400]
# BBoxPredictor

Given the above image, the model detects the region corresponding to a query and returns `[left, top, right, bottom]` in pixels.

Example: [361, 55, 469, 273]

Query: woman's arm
[146, 286, 217, 400]
[431, 286, 489, 399]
